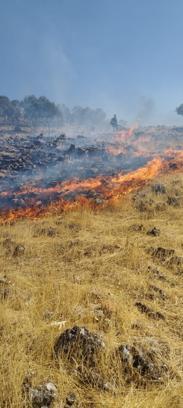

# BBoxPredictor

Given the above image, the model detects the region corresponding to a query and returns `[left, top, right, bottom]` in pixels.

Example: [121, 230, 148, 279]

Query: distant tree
[110, 114, 118, 131]
[38, 96, 61, 121]
[0, 94, 108, 129]
[11, 99, 21, 122]
[0, 96, 21, 123]
[22, 95, 39, 123]
[0, 96, 11, 120]
[176, 104, 183, 116]
[22, 95, 62, 126]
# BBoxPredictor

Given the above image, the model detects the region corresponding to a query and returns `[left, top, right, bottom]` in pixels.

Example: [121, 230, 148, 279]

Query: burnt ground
[0, 125, 149, 191]
[0, 124, 182, 212]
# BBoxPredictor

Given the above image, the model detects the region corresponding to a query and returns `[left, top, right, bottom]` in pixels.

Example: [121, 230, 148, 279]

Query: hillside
[0, 172, 183, 407]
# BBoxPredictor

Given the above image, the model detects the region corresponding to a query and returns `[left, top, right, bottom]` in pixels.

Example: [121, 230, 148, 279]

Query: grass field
[0, 172, 183, 407]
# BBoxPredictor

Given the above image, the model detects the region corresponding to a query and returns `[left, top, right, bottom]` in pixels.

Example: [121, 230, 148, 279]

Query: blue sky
[0, 0, 183, 124]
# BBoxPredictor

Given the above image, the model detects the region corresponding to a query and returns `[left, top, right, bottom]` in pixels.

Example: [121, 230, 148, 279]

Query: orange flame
[1, 151, 183, 223]
[115, 123, 139, 143]
[106, 123, 139, 156]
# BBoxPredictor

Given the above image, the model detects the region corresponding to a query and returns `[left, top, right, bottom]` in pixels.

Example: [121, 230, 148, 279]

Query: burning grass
[0, 151, 183, 224]
[0, 172, 183, 407]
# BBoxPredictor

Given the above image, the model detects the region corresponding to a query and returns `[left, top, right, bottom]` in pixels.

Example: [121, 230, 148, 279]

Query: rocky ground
[0, 124, 142, 194]
[0, 171, 183, 407]
[0, 124, 183, 196]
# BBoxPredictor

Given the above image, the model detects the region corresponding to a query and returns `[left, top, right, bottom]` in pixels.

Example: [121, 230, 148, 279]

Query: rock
[135, 302, 165, 320]
[13, 244, 25, 257]
[54, 326, 111, 390]
[119, 344, 154, 376]
[95, 198, 104, 205]
[65, 392, 76, 406]
[54, 326, 105, 367]
[151, 183, 166, 194]
[147, 227, 160, 236]
[117, 338, 170, 384]
[167, 196, 180, 207]
[29, 382, 57, 408]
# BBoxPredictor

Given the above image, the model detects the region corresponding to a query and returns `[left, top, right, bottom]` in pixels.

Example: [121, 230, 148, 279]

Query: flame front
[0, 151, 182, 223]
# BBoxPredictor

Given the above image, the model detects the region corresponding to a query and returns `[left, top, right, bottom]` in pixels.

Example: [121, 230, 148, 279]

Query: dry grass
[0, 173, 183, 407]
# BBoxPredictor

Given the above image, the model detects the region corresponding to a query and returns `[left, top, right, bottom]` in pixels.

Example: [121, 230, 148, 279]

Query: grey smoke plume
[136, 96, 155, 123]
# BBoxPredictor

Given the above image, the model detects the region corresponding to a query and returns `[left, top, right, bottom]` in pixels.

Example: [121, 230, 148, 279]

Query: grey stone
[54, 326, 105, 367]
[29, 382, 57, 407]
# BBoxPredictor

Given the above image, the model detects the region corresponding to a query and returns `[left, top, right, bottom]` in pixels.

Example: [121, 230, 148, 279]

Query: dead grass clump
[33, 226, 57, 237]
[2, 237, 25, 257]
[0, 275, 12, 300]
[135, 302, 165, 321]
[148, 246, 175, 262]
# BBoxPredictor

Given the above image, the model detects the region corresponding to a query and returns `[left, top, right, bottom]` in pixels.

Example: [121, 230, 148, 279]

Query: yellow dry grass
[0, 172, 183, 407]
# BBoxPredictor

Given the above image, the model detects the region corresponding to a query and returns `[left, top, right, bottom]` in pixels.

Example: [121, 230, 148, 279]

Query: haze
[0, 0, 183, 124]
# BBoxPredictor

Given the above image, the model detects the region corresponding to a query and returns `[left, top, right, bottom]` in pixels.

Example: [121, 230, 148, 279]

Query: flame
[115, 123, 139, 143]
[106, 123, 139, 156]
[1, 151, 182, 223]
[106, 145, 126, 156]
[0, 178, 102, 198]
[111, 157, 163, 184]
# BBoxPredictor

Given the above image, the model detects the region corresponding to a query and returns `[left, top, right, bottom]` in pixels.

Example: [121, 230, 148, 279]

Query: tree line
[0, 95, 107, 128]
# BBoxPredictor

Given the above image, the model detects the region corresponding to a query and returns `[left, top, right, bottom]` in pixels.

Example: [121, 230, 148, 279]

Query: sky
[0, 0, 183, 124]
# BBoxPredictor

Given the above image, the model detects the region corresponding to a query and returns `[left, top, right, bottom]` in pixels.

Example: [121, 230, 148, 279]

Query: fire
[0, 151, 182, 223]
[0, 178, 102, 198]
[106, 123, 139, 156]
[106, 145, 126, 156]
[115, 123, 139, 143]
[111, 157, 163, 185]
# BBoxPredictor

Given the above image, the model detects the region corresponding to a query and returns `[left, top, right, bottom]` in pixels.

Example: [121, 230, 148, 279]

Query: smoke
[136, 96, 155, 124]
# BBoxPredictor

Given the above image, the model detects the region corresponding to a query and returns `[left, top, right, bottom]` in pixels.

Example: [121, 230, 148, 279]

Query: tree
[0, 94, 108, 129]
[176, 104, 183, 116]
[22, 95, 40, 123]
[110, 114, 118, 131]
[0, 96, 21, 123]
[22, 95, 62, 125]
